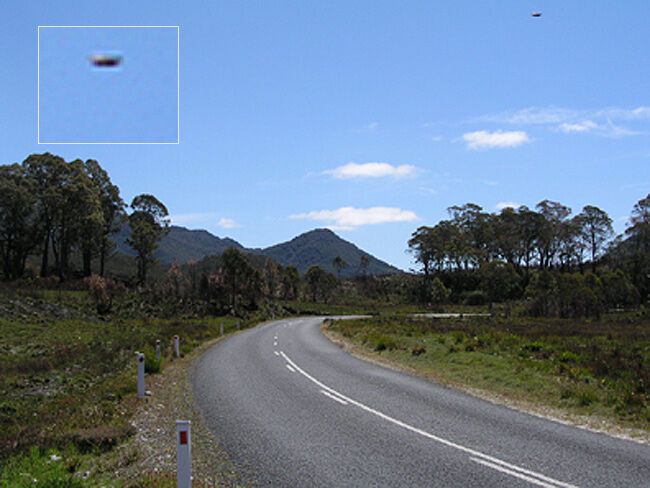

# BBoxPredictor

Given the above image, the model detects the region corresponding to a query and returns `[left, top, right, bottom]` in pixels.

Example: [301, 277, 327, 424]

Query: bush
[462, 290, 488, 306]
[143, 344, 162, 374]
[411, 344, 426, 356]
[369, 334, 398, 352]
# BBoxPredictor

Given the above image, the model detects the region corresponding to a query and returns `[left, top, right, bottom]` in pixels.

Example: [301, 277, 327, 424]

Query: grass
[326, 311, 650, 432]
[0, 291, 244, 484]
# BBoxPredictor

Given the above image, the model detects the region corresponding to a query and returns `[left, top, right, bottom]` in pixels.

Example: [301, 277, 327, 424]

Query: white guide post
[136, 352, 145, 398]
[174, 335, 180, 358]
[220, 322, 224, 336]
[176, 420, 192, 488]
[155, 339, 161, 361]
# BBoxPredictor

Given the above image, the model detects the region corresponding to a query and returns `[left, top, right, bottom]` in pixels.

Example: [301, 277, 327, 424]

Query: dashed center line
[279, 350, 578, 488]
[285, 364, 296, 373]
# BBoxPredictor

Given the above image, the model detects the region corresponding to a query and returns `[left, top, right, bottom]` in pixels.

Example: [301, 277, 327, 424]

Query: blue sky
[1, 1, 649, 270]
[39, 26, 178, 143]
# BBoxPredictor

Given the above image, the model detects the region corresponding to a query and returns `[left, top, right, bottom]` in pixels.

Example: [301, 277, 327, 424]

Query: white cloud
[170, 212, 217, 225]
[291, 206, 418, 231]
[324, 162, 418, 179]
[496, 201, 520, 210]
[218, 217, 240, 229]
[366, 121, 379, 130]
[462, 130, 530, 150]
[476, 105, 648, 138]
[558, 120, 598, 133]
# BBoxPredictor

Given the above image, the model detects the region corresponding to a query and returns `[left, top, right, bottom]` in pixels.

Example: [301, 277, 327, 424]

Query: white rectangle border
[37, 25, 180, 145]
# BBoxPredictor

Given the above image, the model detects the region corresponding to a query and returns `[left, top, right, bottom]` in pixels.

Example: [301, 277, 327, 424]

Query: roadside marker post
[176, 420, 192, 488]
[174, 335, 180, 358]
[136, 352, 145, 398]
[155, 339, 161, 361]
[236, 321, 240, 331]
[220, 322, 224, 336]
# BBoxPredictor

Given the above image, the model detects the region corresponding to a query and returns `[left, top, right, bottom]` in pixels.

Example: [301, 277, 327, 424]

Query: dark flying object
[89, 54, 122, 67]
[531, 11, 542, 17]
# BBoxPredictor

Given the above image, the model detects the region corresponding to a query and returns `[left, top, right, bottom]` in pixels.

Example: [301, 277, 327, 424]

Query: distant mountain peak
[111, 224, 399, 278]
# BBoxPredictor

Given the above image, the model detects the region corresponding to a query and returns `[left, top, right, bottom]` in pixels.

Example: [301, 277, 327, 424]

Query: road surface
[193, 317, 649, 487]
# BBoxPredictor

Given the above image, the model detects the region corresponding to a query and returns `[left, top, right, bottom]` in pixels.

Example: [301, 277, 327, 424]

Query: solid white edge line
[470, 457, 558, 488]
[320, 389, 348, 405]
[285, 364, 296, 373]
[280, 351, 578, 488]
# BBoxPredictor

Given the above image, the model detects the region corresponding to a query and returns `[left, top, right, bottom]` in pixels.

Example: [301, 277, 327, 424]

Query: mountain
[257, 228, 399, 278]
[112, 224, 244, 264]
[111, 225, 399, 277]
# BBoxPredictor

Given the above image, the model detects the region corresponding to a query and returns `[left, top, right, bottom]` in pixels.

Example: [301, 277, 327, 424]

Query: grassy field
[0, 289, 244, 486]
[326, 312, 650, 434]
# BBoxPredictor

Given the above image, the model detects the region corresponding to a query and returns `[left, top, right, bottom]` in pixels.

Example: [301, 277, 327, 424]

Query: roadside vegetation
[327, 311, 650, 433]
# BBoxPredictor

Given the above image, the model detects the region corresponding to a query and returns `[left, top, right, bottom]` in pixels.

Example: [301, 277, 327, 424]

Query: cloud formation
[463, 130, 530, 150]
[496, 201, 520, 210]
[291, 206, 418, 231]
[324, 162, 417, 179]
[218, 217, 240, 229]
[477, 106, 649, 138]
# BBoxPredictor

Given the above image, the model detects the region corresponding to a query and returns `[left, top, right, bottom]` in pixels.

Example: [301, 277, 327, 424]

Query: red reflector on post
[179, 430, 188, 445]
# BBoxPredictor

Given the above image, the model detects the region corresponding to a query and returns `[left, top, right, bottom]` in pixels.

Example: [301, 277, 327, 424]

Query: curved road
[193, 317, 649, 487]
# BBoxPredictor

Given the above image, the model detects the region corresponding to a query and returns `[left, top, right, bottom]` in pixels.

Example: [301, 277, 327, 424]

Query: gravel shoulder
[113, 335, 244, 486]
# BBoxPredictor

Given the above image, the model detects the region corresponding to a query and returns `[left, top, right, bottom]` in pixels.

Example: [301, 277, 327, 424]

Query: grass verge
[324, 314, 650, 443]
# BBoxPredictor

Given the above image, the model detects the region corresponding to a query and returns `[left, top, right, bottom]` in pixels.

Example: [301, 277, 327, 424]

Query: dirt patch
[321, 322, 650, 445]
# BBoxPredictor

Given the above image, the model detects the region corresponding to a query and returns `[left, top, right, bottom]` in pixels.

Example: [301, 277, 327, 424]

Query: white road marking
[286, 364, 296, 373]
[274, 351, 279, 356]
[280, 351, 578, 488]
[320, 389, 348, 405]
[470, 457, 558, 488]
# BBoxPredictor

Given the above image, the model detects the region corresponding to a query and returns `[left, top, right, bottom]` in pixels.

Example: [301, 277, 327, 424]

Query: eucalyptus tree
[577, 205, 613, 271]
[127, 194, 170, 284]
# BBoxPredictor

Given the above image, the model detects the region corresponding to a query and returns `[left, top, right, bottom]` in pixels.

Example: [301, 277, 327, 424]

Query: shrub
[411, 344, 426, 356]
[143, 345, 162, 374]
[369, 334, 398, 352]
[462, 290, 488, 306]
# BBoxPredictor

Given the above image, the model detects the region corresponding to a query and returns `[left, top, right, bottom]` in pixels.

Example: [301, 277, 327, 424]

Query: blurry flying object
[531, 11, 542, 17]
[89, 53, 122, 68]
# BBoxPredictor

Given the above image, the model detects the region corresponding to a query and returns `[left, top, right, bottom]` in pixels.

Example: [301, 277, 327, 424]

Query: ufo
[89, 53, 122, 67]
[531, 11, 542, 17]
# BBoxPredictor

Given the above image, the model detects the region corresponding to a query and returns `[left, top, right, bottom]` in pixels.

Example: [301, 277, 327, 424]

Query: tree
[127, 194, 170, 284]
[535, 200, 572, 269]
[577, 205, 613, 271]
[332, 255, 347, 279]
[280, 265, 300, 300]
[220, 248, 262, 311]
[359, 255, 370, 276]
[304, 265, 337, 302]
[83, 160, 125, 276]
[50, 160, 103, 281]
[22, 153, 68, 277]
[0, 164, 39, 280]
[624, 193, 650, 299]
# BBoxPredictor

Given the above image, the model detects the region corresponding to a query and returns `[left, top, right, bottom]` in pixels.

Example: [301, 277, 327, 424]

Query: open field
[0, 289, 244, 485]
[325, 312, 650, 436]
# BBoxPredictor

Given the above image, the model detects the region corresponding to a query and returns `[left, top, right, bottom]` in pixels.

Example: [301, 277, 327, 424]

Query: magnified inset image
[38, 26, 179, 144]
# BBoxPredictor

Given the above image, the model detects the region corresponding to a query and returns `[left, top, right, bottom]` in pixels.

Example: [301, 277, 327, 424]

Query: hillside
[111, 226, 399, 277]
[256, 228, 399, 277]
[112, 224, 243, 264]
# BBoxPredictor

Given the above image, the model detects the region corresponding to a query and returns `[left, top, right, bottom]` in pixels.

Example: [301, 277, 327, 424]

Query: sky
[39, 26, 178, 143]
[1, 1, 649, 270]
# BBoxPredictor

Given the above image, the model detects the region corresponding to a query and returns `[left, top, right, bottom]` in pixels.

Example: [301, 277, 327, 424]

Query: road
[192, 317, 650, 487]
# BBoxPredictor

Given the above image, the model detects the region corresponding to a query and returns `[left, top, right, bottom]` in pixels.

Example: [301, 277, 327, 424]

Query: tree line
[0, 153, 169, 283]
[408, 196, 650, 316]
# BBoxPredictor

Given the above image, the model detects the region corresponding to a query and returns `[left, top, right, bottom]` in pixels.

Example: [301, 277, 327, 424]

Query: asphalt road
[193, 317, 650, 487]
